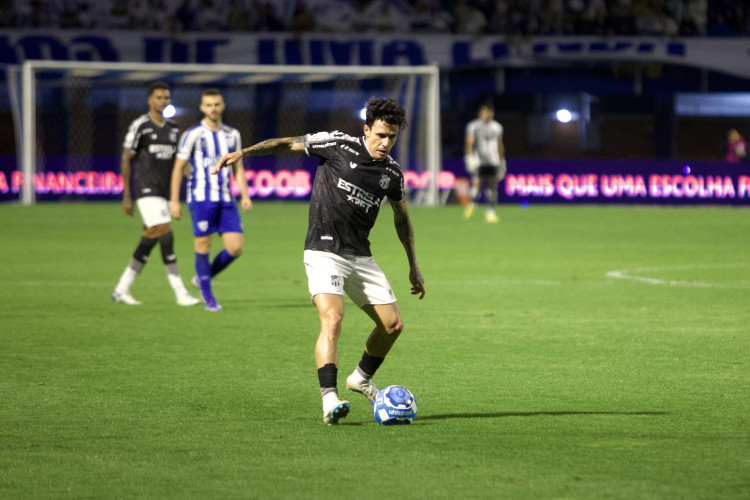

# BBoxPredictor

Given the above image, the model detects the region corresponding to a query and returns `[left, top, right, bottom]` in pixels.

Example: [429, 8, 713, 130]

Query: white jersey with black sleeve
[465, 118, 503, 167]
[303, 130, 405, 257]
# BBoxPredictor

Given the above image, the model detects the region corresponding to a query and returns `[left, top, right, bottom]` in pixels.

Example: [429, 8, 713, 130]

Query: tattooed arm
[390, 198, 426, 299]
[211, 136, 305, 175]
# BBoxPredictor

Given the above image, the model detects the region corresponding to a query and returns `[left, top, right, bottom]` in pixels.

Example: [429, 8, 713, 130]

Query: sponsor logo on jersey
[339, 143, 360, 156]
[320, 235, 334, 241]
[148, 144, 176, 159]
[306, 131, 333, 142]
[311, 141, 336, 149]
[202, 157, 221, 169]
[379, 174, 390, 189]
[350, 162, 358, 169]
[337, 178, 379, 212]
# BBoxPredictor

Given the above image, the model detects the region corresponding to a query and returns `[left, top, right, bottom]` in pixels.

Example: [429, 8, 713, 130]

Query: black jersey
[303, 130, 405, 257]
[122, 114, 180, 199]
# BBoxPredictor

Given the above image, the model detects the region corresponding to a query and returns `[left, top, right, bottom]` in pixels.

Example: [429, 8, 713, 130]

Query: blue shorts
[189, 201, 243, 237]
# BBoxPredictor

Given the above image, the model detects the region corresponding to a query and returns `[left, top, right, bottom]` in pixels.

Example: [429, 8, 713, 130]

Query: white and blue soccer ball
[373, 385, 417, 425]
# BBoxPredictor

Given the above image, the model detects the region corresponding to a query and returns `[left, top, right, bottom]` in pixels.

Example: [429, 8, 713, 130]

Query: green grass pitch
[0, 201, 748, 499]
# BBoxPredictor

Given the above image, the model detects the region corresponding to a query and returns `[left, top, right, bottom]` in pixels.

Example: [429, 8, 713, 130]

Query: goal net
[14, 60, 441, 205]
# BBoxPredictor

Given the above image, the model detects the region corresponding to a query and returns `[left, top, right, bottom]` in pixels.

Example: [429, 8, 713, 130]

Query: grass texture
[0, 202, 748, 499]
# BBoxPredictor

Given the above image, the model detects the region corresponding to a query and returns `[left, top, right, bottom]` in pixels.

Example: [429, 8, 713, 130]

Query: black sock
[159, 231, 177, 264]
[317, 363, 337, 397]
[357, 351, 384, 379]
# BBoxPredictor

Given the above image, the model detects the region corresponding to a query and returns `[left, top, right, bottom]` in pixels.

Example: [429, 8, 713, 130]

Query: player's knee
[227, 244, 243, 257]
[320, 308, 344, 331]
[382, 315, 404, 337]
[143, 223, 170, 239]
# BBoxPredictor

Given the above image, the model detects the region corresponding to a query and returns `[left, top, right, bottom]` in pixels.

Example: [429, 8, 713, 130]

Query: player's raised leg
[347, 302, 403, 403]
[212, 231, 243, 277]
[314, 293, 350, 424]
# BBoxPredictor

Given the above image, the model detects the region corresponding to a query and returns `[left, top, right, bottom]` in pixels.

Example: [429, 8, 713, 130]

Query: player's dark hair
[478, 100, 494, 112]
[148, 81, 170, 96]
[365, 97, 407, 130]
[201, 88, 222, 98]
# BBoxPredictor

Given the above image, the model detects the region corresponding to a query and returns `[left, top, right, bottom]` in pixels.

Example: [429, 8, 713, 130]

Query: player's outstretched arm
[211, 136, 306, 175]
[390, 198, 425, 299]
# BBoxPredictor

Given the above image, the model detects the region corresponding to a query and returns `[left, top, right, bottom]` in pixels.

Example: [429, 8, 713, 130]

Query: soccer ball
[373, 385, 417, 425]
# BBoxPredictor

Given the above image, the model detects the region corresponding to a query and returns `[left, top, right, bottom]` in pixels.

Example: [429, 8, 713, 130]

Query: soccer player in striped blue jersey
[170, 88, 252, 311]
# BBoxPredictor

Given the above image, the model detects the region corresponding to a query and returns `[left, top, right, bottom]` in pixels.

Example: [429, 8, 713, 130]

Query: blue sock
[210, 249, 237, 279]
[195, 252, 215, 300]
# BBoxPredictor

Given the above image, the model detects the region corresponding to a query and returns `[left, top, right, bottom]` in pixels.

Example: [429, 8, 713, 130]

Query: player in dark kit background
[212, 97, 426, 425]
[112, 81, 200, 307]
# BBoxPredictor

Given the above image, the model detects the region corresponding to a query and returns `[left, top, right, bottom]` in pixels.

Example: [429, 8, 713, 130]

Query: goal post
[17, 60, 441, 206]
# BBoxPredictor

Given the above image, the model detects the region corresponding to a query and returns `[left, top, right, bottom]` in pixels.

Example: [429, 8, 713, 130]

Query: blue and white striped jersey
[176, 121, 242, 203]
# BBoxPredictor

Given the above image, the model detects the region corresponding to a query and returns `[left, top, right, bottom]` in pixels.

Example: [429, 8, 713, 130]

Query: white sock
[322, 391, 340, 412]
[114, 266, 138, 294]
[351, 368, 370, 383]
[165, 263, 189, 297]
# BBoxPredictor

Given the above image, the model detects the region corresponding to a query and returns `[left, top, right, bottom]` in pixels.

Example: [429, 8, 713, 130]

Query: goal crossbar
[19, 60, 441, 205]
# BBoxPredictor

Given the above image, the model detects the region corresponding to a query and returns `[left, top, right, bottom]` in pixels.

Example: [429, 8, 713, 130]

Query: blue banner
[1, 31, 749, 78]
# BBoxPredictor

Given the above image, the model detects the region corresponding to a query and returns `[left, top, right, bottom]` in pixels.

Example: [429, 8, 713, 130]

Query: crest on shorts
[330, 275, 342, 288]
[379, 174, 390, 190]
[198, 221, 209, 232]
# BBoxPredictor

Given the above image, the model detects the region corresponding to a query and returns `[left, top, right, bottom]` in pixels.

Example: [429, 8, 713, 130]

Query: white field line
[19, 281, 113, 287]
[606, 263, 750, 288]
[431, 279, 561, 286]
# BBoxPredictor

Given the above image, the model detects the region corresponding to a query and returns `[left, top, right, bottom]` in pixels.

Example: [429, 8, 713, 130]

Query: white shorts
[136, 196, 171, 228]
[304, 250, 396, 308]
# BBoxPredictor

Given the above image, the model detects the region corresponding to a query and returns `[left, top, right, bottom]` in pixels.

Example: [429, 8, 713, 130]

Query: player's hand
[240, 197, 253, 212]
[464, 154, 479, 174]
[211, 151, 242, 175]
[169, 200, 181, 220]
[122, 194, 134, 216]
[409, 267, 425, 300]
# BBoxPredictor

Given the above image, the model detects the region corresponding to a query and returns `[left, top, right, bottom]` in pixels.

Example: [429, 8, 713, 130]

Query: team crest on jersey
[379, 174, 390, 189]
[169, 129, 178, 142]
[226, 135, 236, 149]
[350, 162, 357, 169]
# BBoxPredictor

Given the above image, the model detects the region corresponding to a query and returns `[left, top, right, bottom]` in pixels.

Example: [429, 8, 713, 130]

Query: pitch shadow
[418, 410, 668, 421]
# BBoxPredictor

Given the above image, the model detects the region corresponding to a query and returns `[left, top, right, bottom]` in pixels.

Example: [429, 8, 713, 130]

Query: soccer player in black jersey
[213, 97, 426, 425]
[112, 81, 200, 307]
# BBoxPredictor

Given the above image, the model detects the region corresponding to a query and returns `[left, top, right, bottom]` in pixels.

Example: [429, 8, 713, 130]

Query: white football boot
[346, 371, 379, 403]
[176, 294, 201, 307]
[322, 393, 350, 425]
[111, 290, 142, 306]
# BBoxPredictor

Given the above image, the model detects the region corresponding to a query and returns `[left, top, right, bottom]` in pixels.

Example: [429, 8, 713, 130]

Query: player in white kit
[464, 101, 506, 223]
